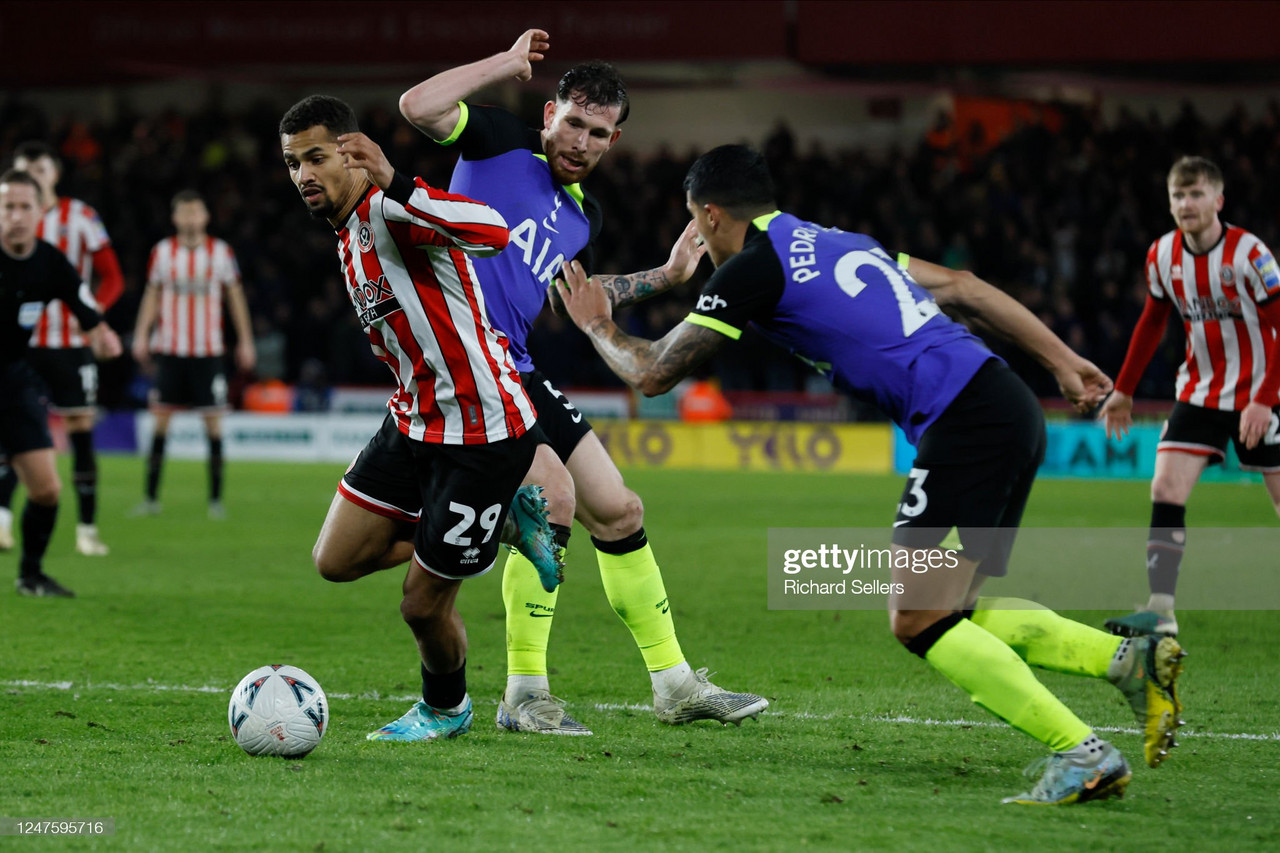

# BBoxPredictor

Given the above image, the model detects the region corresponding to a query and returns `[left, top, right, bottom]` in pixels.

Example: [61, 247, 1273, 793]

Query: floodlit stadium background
[7, 0, 1280, 479]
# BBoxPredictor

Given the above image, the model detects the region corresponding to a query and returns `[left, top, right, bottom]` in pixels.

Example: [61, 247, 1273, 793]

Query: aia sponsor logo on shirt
[357, 221, 375, 253]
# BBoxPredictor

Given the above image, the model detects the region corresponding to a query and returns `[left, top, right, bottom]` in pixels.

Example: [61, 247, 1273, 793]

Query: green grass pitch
[2, 456, 1277, 851]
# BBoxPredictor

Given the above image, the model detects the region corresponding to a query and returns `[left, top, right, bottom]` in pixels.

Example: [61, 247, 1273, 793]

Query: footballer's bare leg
[312, 493, 413, 582]
[569, 431, 769, 725]
[365, 561, 473, 741]
[1263, 471, 1280, 518]
[567, 432, 641, 540]
[401, 561, 467, 674]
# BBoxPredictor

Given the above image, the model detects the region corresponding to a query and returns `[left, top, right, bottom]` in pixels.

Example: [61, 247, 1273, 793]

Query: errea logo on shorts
[460, 547, 481, 564]
[696, 293, 727, 312]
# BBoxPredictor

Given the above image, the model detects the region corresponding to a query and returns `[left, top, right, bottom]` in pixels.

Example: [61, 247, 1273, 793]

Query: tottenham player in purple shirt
[558, 144, 1188, 806]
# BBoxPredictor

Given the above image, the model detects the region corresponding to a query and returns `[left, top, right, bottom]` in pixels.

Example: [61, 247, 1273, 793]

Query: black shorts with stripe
[25, 346, 97, 412]
[0, 361, 54, 456]
[339, 414, 537, 580]
[1159, 400, 1280, 473]
[520, 369, 593, 463]
[891, 359, 1046, 578]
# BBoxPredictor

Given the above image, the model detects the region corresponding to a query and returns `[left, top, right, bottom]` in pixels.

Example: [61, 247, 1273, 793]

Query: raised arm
[904, 256, 1112, 413]
[338, 132, 509, 254]
[398, 29, 549, 141]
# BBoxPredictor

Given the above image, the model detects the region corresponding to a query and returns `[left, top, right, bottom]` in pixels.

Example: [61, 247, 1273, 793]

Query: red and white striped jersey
[337, 176, 535, 445]
[146, 236, 241, 357]
[1146, 224, 1280, 410]
[30, 197, 110, 349]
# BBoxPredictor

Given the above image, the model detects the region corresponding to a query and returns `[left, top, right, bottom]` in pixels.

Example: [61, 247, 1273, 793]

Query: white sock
[650, 661, 694, 697]
[0, 507, 12, 529]
[506, 674, 549, 701]
[1106, 637, 1137, 683]
[1062, 733, 1108, 761]
[435, 694, 470, 716]
[1147, 593, 1176, 613]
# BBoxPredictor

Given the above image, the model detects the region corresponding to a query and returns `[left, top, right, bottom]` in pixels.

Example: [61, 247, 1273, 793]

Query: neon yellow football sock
[924, 617, 1092, 752]
[597, 543, 685, 672]
[970, 596, 1122, 678]
[502, 552, 559, 676]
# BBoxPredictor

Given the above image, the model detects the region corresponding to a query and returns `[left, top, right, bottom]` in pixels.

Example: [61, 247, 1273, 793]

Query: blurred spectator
[7, 93, 1278, 415]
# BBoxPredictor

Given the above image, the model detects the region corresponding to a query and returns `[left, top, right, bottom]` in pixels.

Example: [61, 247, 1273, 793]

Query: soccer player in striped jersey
[280, 95, 552, 742]
[1101, 156, 1280, 638]
[557, 145, 1187, 805]
[2, 170, 122, 597]
[131, 191, 255, 519]
[399, 29, 767, 734]
[0, 142, 124, 557]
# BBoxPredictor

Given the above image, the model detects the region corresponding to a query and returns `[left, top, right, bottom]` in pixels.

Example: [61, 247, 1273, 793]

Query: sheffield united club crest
[357, 221, 374, 253]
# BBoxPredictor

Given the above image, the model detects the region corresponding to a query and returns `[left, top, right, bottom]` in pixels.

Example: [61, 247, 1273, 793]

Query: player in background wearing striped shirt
[280, 95, 558, 741]
[131, 190, 255, 520]
[0, 142, 124, 557]
[401, 30, 767, 735]
[1101, 156, 1280, 638]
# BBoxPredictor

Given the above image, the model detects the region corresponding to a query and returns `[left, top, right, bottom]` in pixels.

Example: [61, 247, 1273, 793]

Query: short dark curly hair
[684, 145, 777, 219]
[279, 95, 360, 138]
[556, 61, 629, 125]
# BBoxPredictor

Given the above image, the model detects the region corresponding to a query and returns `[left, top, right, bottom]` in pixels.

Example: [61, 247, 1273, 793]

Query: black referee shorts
[891, 359, 1046, 577]
[0, 361, 54, 456]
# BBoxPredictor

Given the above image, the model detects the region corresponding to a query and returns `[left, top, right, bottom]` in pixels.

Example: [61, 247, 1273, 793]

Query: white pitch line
[6, 680, 1279, 742]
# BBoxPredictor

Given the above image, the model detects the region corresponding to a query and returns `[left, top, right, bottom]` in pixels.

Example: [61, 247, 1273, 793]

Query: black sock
[209, 437, 224, 503]
[0, 463, 17, 509]
[70, 430, 97, 526]
[422, 660, 467, 711]
[146, 434, 166, 501]
[1147, 502, 1186, 597]
[591, 526, 648, 555]
[551, 523, 571, 554]
[20, 500, 58, 579]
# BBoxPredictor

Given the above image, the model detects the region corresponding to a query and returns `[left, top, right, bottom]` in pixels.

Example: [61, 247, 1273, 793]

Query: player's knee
[312, 542, 357, 583]
[889, 610, 923, 646]
[540, 481, 576, 526]
[400, 590, 445, 628]
[26, 479, 61, 506]
[1150, 477, 1186, 505]
[612, 489, 644, 532]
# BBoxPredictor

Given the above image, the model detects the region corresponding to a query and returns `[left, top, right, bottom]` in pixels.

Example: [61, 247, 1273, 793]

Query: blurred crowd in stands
[3, 92, 1279, 414]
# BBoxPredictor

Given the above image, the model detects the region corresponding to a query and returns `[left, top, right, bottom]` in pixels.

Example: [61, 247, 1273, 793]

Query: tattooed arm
[555, 259, 727, 396]
[549, 220, 706, 315]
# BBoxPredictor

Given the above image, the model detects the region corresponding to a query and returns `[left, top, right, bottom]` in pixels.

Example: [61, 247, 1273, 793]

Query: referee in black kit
[0, 170, 121, 597]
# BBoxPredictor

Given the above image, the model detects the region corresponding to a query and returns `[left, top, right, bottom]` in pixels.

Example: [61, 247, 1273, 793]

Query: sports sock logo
[526, 602, 555, 618]
[655, 597, 669, 614]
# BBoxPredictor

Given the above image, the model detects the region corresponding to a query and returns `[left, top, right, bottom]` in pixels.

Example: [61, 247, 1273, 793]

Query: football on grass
[228, 665, 328, 757]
